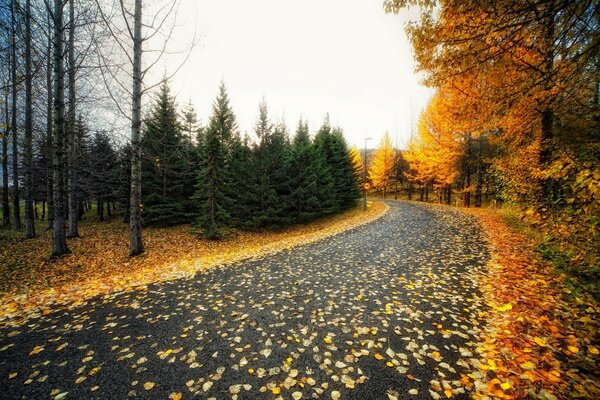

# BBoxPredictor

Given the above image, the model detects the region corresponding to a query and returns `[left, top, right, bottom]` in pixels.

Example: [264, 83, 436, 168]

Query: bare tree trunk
[97, 198, 104, 221]
[67, 0, 79, 238]
[129, 0, 144, 256]
[46, 19, 54, 230]
[24, 0, 35, 238]
[2, 89, 10, 227]
[11, 0, 21, 232]
[52, 0, 69, 256]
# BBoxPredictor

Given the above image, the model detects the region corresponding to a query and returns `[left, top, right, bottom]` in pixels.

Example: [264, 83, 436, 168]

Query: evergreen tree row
[141, 80, 360, 238]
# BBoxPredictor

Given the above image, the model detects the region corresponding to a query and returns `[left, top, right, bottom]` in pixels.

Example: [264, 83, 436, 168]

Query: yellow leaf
[29, 345, 44, 355]
[75, 376, 87, 384]
[374, 353, 384, 360]
[324, 337, 332, 344]
[520, 361, 535, 371]
[533, 337, 547, 347]
[272, 387, 281, 395]
[169, 393, 182, 400]
[144, 382, 155, 391]
[495, 303, 512, 312]
[444, 389, 453, 398]
[588, 346, 599, 355]
[567, 346, 579, 353]
[500, 382, 511, 390]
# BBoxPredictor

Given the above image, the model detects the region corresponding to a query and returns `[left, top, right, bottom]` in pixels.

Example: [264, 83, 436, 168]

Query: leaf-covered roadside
[467, 208, 599, 399]
[0, 202, 387, 328]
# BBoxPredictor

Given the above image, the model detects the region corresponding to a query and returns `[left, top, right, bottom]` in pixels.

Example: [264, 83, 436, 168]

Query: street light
[363, 136, 372, 210]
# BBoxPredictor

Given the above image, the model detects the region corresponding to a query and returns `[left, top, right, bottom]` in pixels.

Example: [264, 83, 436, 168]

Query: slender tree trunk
[2, 89, 10, 227]
[419, 185, 424, 202]
[107, 200, 112, 217]
[52, 0, 69, 256]
[46, 19, 54, 230]
[424, 182, 429, 202]
[97, 198, 104, 221]
[41, 200, 46, 220]
[67, 0, 79, 238]
[11, 0, 21, 231]
[24, 0, 35, 238]
[407, 181, 412, 200]
[129, 0, 144, 256]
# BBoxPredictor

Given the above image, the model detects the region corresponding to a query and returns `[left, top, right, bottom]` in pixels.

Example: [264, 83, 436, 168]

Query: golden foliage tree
[348, 146, 364, 181]
[369, 132, 396, 198]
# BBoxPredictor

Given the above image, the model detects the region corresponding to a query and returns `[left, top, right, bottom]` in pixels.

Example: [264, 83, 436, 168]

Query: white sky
[163, 0, 432, 149]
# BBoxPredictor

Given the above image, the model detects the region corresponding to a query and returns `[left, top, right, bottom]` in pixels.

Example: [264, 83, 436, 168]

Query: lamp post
[363, 136, 371, 210]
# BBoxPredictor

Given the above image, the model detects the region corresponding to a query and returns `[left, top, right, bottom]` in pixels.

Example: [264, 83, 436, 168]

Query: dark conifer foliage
[141, 80, 196, 226]
[192, 81, 236, 238]
[289, 119, 321, 222]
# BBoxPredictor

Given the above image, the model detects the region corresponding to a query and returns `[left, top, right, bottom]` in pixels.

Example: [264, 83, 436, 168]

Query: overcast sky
[163, 0, 431, 149]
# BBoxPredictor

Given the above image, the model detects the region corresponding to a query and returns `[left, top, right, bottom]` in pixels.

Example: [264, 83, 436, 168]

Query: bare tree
[24, 0, 35, 238]
[51, 0, 69, 256]
[129, 0, 143, 255]
[67, 0, 78, 237]
[11, 0, 21, 231]
[95, 0, 194, 256]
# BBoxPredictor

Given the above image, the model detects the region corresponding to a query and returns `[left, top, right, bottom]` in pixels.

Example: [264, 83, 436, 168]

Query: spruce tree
[228, 133, 255, 227]
[314, 116, 360, 212]
[289, 119, 320, 222]
[141, 80, 196, 226]
[248, 102, 292, 227]
[193, 82, 236, 238]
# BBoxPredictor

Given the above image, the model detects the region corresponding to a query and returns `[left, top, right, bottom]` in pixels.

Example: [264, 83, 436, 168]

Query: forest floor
[0, 202, 387, 328]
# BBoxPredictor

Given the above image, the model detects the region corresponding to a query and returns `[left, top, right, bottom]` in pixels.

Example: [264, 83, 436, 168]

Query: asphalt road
[0, 201, 489, 399]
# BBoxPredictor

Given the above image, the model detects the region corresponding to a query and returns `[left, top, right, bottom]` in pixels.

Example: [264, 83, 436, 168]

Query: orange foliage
[467, 208, 600, 399]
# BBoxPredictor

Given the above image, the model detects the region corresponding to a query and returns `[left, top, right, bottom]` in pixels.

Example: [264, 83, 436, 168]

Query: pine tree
[227, 132, 255, 227]
[193, 81, 236, 238]
[314, 117, 359, 212]
[248, 102, 292, 227]
[289, 119, 320, 222]
[141, 80, 196, 226]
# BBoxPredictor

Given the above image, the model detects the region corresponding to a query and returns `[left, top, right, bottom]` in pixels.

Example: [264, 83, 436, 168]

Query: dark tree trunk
[11, 0, 21, 232]
[419, 185, 424, 202]
[46, 18, 54, 230]
[97, 198, 104, 222]
[52, 0, 69, 256]
[67, 0, 79, 238]
[407, 181, 412, 200]
[2, 89, 10, 227]
[41, 200, 46, 220]
[24, 0, 35, 238]
[129, 0, 144, 256]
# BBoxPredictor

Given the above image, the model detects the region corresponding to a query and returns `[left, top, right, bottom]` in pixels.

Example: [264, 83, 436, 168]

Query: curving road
[0, 201, 489, 399]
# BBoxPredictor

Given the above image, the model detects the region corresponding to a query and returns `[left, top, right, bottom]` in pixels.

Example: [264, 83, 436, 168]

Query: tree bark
[46, 18, 54, 230]
[2, 89, 10, 227]
[129, 0, 144, 256]
[11, 0, 21, 231]
[67, 0, 79, 238]
[24, 0, 35, 238]
[52, 0, 69, 256]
